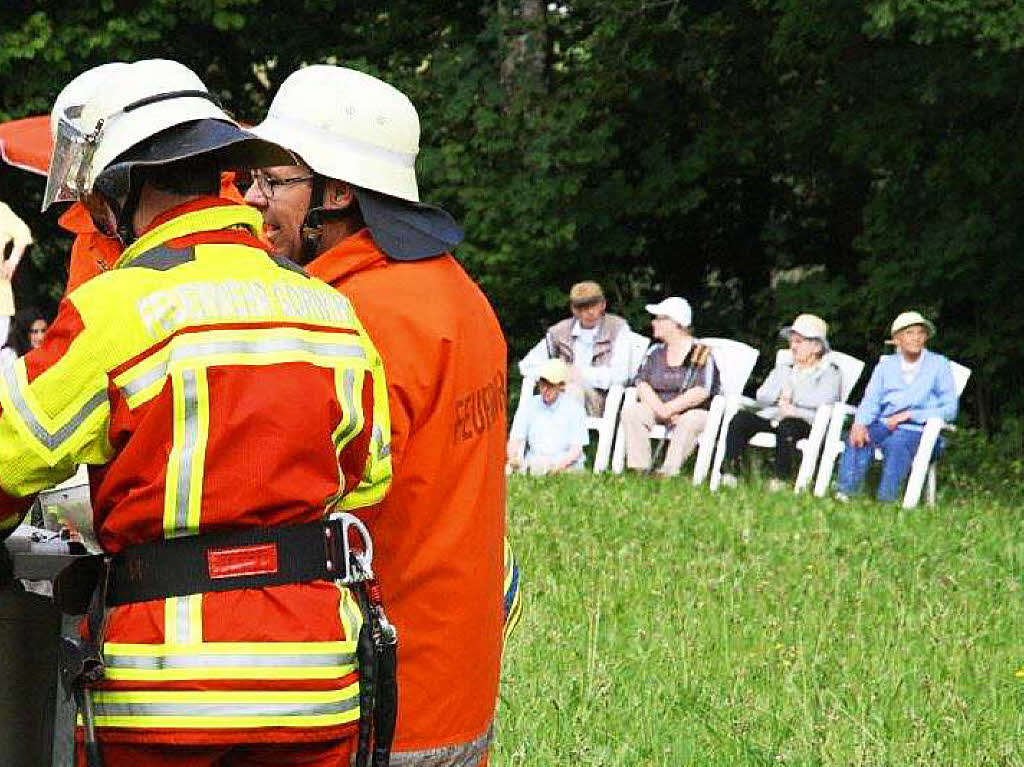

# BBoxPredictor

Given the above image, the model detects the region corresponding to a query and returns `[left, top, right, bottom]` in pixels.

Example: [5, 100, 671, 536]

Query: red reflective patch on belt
[207, 544, 279, 579]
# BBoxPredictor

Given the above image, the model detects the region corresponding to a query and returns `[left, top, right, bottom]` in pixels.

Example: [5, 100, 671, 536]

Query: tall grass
[495, 473, 1023, 765]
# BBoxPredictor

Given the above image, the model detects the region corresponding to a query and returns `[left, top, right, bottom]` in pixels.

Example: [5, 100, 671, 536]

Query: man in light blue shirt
[507, 358, 589, 474]
[837, 312, 959, 502]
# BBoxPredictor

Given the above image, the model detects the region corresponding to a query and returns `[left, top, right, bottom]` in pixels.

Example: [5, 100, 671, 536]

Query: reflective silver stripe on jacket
[91, 697, 358, 719]
[1, 363, 107, 451]
[105, 651, 356, 670]
[120, 337, 366, 399]
[386, 725, 493, 767]
[174, 368, 200, 533]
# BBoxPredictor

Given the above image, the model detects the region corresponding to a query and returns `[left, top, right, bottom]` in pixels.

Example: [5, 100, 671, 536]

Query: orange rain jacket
[307, 230, 507, 765]
[0, 198, 392, 748]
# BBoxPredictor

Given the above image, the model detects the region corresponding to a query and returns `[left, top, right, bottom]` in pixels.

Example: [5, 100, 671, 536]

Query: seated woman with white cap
[719, 314, 841, 489]
[835, 311, 958, 502]
[620, 297, 719, 477]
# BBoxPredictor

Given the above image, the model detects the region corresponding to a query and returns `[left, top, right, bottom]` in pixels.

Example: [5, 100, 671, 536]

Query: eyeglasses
[251, 170, 314, 200]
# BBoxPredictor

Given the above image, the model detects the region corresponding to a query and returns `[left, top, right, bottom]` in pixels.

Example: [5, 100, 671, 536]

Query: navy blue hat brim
[354, 186, 463, 262]
[98, 119, 294, 199]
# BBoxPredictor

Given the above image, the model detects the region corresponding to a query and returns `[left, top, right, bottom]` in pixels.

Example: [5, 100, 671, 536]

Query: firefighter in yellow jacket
[0, 59, 392, 767]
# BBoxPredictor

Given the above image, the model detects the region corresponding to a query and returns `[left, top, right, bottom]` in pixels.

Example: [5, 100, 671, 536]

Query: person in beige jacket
[0, 200, 32, 344]
[518, 280, 632, 416]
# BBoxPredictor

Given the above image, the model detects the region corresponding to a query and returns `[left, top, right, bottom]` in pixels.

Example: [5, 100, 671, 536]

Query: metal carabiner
[326, 512, 375, 583]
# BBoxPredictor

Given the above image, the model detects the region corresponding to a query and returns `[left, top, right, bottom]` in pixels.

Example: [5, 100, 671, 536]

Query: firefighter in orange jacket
[244, 66, 517, 766]
[1, 59, 392, 767]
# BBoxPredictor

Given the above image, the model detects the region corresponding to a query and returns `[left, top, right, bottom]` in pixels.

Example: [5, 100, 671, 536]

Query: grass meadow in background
[494, 446, 1023, 766]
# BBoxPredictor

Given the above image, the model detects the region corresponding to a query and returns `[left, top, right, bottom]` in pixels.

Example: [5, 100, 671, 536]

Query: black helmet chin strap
[299, 174, 328, 264]
[114, 181, 145, 245]
[299, 174, 358, 264]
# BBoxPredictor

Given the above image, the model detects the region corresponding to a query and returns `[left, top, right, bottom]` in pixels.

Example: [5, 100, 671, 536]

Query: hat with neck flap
[248, 64, 463, 263]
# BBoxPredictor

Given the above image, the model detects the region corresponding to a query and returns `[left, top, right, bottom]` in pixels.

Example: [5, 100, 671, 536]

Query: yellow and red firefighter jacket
[0, 197, 392, 746]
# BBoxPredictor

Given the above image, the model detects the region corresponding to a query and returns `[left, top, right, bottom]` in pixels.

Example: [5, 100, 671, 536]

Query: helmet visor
[42, 110, 97, 211]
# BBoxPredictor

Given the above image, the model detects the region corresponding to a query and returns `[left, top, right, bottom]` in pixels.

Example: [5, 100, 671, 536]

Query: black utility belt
[55, 517, 369, 613]
[53, 514, 397, 767]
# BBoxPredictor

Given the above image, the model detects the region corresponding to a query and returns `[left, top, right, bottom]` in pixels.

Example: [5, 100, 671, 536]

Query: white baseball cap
[645, 297, 693, 329]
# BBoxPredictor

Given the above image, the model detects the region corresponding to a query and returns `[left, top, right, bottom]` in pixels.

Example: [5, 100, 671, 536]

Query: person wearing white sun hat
[836, 310, 958, 502]
[719, 313, 841, 489]
[620, 296, 720, 477]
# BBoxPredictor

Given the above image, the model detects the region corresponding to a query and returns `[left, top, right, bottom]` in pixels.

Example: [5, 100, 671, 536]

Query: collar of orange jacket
[57, 202, 98, 235]
[305, 228, 387, 286]
[141, 196, 236, 234]
[55, 174, 242, 237]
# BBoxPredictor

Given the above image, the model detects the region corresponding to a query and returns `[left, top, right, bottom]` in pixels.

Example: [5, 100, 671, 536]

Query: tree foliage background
[2, 0, 1023, 431]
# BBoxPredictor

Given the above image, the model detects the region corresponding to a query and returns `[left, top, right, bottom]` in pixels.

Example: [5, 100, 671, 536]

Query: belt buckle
[325, 513, 374, 584]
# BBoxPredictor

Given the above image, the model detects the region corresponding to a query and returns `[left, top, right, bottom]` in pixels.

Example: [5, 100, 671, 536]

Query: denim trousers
[837, 420, 934, 502]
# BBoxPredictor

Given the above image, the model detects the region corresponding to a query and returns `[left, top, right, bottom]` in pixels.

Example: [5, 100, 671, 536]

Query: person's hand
[0, 201, 32, 281]
[778, 394, 797, 419]
[655, 398, 676, 421]
[551, 455, 574, 473]
[849, 423, 869, 448]
[886, 411, 912, 431]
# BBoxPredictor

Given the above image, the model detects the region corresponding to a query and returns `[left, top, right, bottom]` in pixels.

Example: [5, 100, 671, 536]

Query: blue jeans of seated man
[837, 420, 938, 502]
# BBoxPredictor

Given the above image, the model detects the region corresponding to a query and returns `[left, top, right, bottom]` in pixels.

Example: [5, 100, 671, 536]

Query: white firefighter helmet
[248, 65, 421, 202]
[48, 62, 131, 141]
[42, 58, 277, 212]
[249, 65, 462, 262]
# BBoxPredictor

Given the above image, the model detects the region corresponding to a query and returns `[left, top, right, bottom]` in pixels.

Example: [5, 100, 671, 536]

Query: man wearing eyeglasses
[244, 65, 512, 767]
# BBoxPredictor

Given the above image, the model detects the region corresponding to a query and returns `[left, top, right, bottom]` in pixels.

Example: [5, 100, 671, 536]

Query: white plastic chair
[812, 360, 971, 507]
[514, 331, 650, 474]
[610, 337, 759, 479]
[707, 350, 864, 492]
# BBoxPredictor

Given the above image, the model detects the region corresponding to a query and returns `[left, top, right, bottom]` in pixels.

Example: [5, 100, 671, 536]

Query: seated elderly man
[836, 311, 958, 502]
[518, 280, 631, 416]
[621, 297, 719, 477]
[721, 313, 841, 490]
[508, 358, 589, 474]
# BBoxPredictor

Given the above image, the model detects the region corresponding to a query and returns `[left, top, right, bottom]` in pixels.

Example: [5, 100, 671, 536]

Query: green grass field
[494, 471, 1023, 765]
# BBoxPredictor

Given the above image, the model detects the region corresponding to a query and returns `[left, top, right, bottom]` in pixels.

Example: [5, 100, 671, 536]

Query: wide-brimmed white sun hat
[889, 310, 936, 340]
[780, 313, 830, 351]
[645, 297, 693, 329]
